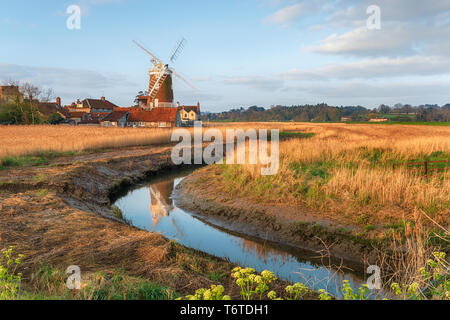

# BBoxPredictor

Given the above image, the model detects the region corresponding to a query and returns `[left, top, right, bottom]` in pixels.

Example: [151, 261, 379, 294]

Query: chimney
[101, 96, 105, 101]
[197, 102, 200, 113]
[56, 97, 61, 107]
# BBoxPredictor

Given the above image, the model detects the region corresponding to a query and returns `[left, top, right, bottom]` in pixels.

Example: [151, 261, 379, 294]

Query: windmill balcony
[148, 102, 177, 108]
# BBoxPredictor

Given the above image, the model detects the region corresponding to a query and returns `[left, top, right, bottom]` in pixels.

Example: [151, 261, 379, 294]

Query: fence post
[424, 161, 428, 176]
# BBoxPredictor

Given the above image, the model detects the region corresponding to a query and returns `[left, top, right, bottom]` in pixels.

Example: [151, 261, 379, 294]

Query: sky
[1, 0, 450, 112]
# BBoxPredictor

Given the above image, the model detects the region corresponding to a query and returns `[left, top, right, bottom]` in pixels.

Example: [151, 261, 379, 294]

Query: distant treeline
[202, 104, 450, 122]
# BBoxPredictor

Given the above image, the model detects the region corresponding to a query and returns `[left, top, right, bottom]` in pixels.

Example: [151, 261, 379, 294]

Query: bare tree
[40, 88, 54, 103]
[1, 78, 20, 86]
[20, 83, 41, 102]
[20, 82, 42, 124]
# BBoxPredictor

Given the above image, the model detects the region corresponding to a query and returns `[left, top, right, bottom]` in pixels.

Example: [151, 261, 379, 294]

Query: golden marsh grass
[221, 123, 450, 226]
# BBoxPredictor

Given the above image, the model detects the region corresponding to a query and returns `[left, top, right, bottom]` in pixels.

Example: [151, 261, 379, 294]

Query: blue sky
[1, 0, 450, 111]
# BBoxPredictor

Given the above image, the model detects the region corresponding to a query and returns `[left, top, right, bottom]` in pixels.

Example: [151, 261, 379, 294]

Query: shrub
[0, 247, 24, 300]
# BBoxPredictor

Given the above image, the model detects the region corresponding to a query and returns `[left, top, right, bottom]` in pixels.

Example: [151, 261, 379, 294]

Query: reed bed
[223, 123, 450, 226]
[0, 125, 177, 159]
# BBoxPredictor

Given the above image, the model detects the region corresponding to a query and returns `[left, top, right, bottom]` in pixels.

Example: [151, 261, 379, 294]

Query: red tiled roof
[83, 99, 119, 110]
[128, 107, 178, 123]
[101, 110, 129, 122]
[37, 102, 64, 117]
[68, 111, 87, 118]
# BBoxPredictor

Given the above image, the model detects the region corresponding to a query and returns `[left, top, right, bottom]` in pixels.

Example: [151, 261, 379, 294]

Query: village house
[65, 99, 91, 113]
[67, 111, 86, 125]
[79, 112, 110, 126]
[37, 97, 68, 120]
[127, 107, 178, 128]
[62, 96, 120, 125]
[176, 103, 201, 127]
[0, 85, 24, 104]
[100, 109, 130, 127]
[369, 118, 389, 122]
[124, 104, 201, 128]
[82, 97, 119, 113]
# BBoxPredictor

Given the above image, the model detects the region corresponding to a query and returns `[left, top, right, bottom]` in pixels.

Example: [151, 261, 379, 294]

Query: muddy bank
[175, 166, 383, 266]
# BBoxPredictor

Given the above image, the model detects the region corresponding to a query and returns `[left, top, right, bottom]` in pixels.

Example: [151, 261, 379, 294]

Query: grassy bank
[22, 266, 177, 300]
[177, 124, 449, 298]
[3, 246, 448, 300]
[218, 124, 449, 229]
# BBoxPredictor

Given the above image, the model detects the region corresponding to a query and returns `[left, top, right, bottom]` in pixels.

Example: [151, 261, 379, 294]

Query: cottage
[37, 97, 68, 120]
[176, 104, 200, 127]
[127, 107, 179, 128]
[79, 112, 110, 126]
[67, 111, 86, 125]
[66, 99, 90, 113]
[0, 86, 24, 104]
[100, 109, 130, 127]
[82, 97, 119, 113]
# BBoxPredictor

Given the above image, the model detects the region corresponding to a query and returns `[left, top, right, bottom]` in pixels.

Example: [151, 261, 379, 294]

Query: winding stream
[113, 168, 370, 297]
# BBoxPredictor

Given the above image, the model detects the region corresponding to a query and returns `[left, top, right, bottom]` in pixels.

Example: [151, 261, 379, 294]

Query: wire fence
[392, 159, 450, 176]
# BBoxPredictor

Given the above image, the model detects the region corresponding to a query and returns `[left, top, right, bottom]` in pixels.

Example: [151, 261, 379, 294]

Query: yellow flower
[236, 278, 245, 287]
[267, 291, 277, 300]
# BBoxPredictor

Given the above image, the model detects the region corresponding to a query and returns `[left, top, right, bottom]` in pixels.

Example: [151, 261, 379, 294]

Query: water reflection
[114, 170, 369, 297]
[149, 180, 174, 225]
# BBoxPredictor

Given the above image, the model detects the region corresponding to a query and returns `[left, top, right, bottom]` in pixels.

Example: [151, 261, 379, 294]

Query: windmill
[133, 38, 197, 109]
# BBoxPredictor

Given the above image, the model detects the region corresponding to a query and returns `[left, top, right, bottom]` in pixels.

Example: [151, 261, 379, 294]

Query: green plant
[0, 246, 24, 300]
[111, 205, 131, 224]
[285, 282, 311, 300]
[231, 267, 277, 300]
[364, 224, 376, 232]
[33, 174, 48, 182]
[37, 189, 48, 198]
[177, 285, 230, 301]
[209, 271, 227, 282]
[391, 251, 449, 300]
[111, 205, 124, 219]
[341, 280, 370, 300]
[85, 272, 174, 300]
[318, 289, 332, 300]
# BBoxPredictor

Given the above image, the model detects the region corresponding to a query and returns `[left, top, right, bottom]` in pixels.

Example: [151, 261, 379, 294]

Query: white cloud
[309, 24, 425, 56]
[282, 56, 450, 81]
[0, 63, 137, 105]
[223, 76, 284, 91]
[0, 63, 135, 88]
[263, 3, 304, 26]
[284, 79, 450, 99]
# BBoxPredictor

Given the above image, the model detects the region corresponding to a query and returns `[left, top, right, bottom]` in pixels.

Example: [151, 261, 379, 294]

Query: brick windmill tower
[134, 38, 196, 110]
